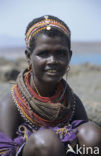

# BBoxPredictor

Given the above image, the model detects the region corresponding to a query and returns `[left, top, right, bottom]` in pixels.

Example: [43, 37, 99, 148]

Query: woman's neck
[30, 75, 58, 97]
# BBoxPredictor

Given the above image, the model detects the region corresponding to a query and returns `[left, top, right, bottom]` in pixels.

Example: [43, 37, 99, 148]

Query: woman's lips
[46, 69, 57, 73]
[45, 69, 60, 76]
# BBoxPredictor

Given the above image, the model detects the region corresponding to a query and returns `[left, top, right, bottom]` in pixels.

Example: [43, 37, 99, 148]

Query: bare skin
[22, 129, 66, 156]
[0, 93, 24, 138]
[0, 34, 100, 156]
[77, 122, 101, 155]
[27, 34, 71, 96]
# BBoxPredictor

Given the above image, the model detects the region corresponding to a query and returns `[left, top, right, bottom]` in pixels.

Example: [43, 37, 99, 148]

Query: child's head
[22, 129, 66, 156]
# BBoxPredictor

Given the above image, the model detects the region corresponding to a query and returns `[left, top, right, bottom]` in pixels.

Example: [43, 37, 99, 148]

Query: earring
[65, 65, 70, 82]
[27, 64, 32, 71]
[67, 65, 70, 72]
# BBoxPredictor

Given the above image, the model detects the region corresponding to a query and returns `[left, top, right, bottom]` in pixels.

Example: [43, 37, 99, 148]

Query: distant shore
[0, 43, 101, 66]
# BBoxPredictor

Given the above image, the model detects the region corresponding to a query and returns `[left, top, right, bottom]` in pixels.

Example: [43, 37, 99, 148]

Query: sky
[0, 0, 101, 47]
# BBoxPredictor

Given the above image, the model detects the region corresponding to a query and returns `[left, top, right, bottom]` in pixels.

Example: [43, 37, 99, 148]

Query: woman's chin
[41, 76, 62, 85]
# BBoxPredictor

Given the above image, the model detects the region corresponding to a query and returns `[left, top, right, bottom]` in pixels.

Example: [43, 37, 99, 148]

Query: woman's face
[30, 34, 71, 84]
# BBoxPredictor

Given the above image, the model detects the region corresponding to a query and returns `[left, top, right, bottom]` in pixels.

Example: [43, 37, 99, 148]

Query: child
[22, 129, 66, 156]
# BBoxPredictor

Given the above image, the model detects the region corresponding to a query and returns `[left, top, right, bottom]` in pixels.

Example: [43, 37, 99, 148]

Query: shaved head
[22, 129, 66, 156]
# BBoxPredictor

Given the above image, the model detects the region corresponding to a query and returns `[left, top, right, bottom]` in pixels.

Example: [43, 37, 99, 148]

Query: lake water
[71, 52, 101, 65]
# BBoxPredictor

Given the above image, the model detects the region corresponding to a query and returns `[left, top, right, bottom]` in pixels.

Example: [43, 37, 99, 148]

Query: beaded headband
[25, 16, 70, 48]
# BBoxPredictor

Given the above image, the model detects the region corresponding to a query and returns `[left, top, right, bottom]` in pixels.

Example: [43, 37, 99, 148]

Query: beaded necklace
[11, 69, 75, 128]
[32, 78, 41, 97]
[25, 72, 65, 103]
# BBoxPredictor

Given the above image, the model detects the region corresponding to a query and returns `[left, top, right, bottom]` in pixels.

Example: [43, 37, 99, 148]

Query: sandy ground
[0, 58, 101, 125]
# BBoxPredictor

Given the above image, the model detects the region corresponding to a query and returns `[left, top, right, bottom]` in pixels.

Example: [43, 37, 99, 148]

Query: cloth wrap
[0, 120, 85, 156]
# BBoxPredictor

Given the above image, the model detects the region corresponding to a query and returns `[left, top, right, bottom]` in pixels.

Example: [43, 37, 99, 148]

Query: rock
[0, 65, 20, 81]
[0, 58, 27, 81]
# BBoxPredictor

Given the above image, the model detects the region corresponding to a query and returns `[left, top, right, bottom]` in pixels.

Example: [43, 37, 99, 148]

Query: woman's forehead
[35, 34, 69, 47]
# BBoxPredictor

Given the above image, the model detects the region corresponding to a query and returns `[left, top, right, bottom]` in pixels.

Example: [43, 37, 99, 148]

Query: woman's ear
[69, 50, 72, 58]
[25, 49, 31, 59]
[68, 50, 72, 63]
[25, 49, 31, 66]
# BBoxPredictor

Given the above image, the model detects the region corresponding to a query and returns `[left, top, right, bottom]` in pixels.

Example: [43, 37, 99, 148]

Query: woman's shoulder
[0, 91, 17, 116]
[64, 81, 88, 122]
[0, 91, 23, 138]
[72, 93, 88, 121]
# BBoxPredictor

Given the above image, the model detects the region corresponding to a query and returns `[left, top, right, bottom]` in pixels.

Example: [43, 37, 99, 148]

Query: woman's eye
[38, 51, 48, 57]
[58, 50, 68, 57]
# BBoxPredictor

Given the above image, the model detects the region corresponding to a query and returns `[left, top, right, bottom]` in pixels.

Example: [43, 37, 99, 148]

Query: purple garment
[0, 120, 85, 156]
[0, 132, 24, 156]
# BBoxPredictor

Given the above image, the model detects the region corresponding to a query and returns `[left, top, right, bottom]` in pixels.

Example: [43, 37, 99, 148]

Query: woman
[0, 15, 101, 156]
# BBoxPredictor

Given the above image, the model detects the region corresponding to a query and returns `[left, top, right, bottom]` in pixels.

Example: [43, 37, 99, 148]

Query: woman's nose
[47, 55, 57, 64]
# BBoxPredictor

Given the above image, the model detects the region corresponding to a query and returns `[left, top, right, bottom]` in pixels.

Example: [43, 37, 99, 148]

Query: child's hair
[22, 129, 66, 156]
[25, 15, 71, 53]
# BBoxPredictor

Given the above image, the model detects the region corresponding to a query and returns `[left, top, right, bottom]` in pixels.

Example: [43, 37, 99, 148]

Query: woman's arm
[0, 92, 23, 138]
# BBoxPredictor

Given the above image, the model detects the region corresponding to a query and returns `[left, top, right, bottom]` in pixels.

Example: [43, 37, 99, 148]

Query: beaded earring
[27, 64, 32, 71]
[64, 65, 70, 82]
[67, 65, 70, 72]
[27, 57, 32, 72]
